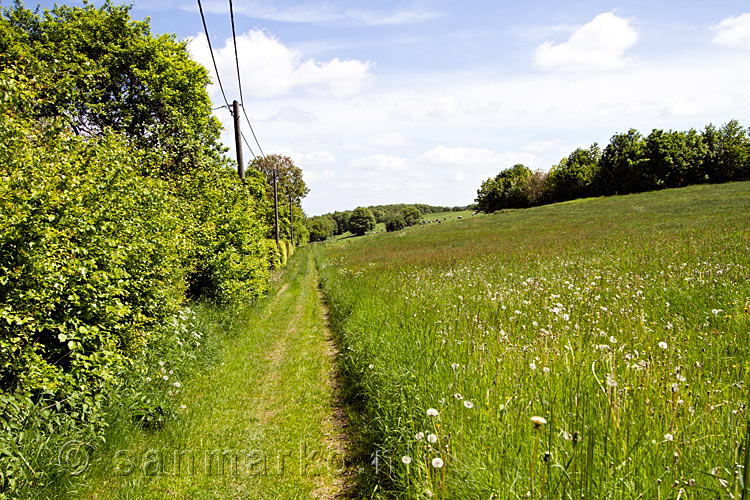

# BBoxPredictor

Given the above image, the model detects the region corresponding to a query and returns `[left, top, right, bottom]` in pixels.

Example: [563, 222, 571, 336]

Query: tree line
[307, 203, 468, 241]
[476, 121, 750, 212]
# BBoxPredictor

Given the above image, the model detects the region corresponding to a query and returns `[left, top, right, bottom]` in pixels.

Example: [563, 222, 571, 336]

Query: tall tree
[702, 121, 750, 183]
[0, 2, 224, 178]
[250, 154, 309, 242]
[349, 207, 376, 236]
[595, 129, 647, 195]
[545, 144, 600, 202]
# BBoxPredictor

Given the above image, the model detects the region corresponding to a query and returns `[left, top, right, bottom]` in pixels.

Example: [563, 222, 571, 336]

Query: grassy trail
[78, 249, 352, 499]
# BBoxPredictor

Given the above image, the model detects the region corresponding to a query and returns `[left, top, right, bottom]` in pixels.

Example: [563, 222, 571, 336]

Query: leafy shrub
[349, 207, 376, 236]
[385, 213, 406, 232]
[286, 239, 295, 258]
[263, 239, 282, 270]
[182, 169, 270, 305]
[0, 62, 273, 497]
[0, 106, 187, 496]
[278, 238, 288, 266]
[400, 206, 422, 226]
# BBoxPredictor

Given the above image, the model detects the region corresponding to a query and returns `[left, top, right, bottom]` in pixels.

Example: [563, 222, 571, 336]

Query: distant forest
[476, 120, 750, 212]
[307, 203, 468, 241]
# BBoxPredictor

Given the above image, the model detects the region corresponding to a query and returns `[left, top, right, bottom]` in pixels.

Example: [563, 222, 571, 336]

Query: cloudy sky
[33, 0, 750, 214]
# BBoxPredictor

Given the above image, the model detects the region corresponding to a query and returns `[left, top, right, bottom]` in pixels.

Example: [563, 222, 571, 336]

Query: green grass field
[316, 182, 750, 499]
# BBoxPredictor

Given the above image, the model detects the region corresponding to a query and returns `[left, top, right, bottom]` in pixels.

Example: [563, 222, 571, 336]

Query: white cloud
[187, 30, 372, 99]
[295, 150, 336, 166]
[350, 154, 409, 171]
[186, 1, 442, 26]
[418, 146, 505, 168]
[303, 169, 335, 183]
[392, 94, 461, 120]
[366, 131, 411, 148]
[712, 13, 750, 49]
[535, 12, 638, 72]
[263, 107, 317, 124]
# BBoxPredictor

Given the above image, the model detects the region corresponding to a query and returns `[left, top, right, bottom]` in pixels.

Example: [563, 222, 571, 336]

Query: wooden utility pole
[273, 167, 280, 250]
[289, 194, 294, 247]
[232, 100, 244, 180]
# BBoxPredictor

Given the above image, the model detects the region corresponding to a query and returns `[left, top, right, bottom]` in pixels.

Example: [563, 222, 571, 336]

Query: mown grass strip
[71, 249, 351, 500]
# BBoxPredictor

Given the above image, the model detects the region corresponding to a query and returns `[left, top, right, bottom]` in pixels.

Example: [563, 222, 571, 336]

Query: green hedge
[0, 67, 274, 497]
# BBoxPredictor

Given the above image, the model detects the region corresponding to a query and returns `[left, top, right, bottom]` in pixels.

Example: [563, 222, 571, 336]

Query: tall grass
[317, 182, 750, 499]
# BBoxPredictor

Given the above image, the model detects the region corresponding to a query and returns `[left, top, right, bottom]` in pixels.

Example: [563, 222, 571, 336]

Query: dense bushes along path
[76, 249, 354, 500]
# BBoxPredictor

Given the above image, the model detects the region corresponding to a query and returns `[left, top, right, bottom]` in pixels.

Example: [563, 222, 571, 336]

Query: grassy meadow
[316, 182, 750, 499]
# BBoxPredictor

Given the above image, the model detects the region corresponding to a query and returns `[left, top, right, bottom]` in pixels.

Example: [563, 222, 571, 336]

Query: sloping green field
[316, 182, 750, 499]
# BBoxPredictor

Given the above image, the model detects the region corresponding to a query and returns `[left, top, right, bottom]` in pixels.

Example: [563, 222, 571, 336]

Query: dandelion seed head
[431, 457, 444, 468]
[531, 416, 547, 427]
[427, 408, 439, 417]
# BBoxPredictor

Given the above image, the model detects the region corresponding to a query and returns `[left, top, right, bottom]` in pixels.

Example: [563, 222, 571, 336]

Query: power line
[241, 131, 257, 160]
[197, 0, 231, 109]
[229, 0, 265, 158]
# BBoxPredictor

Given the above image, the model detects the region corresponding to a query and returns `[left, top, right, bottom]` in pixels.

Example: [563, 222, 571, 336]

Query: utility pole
[232, 100, 244, 180]
[273, 167, 280, 251]
[289, 194, 294, 247]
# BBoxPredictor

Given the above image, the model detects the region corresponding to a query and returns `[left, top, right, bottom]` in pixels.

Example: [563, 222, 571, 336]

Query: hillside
[316, 182, 750, 498]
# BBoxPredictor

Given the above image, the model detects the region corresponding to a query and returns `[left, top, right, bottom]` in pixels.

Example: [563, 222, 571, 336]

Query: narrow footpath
[82, 249, 353, 500]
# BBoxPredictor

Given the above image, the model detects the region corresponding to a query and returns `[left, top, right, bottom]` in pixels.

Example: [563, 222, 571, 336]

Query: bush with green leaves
[349, 207, 376, 236]
[182, 169, 270, 305]
[0, 11, 274, 492]
[400, 205, 422, 226]
[385, 213, 407, 232]
[0, 101, 187, 496]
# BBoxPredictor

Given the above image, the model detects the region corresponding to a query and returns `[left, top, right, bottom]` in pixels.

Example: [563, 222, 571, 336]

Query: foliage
[702, 120, 750, 183]
[594, 129, 648, 195]
[250, 154, 309, 246]
[308, 216, 336, 242]
[0, 107, 188, 497]
[262, 239, 282, 270]
[545, 145, 600, 202]
[314, 205, 463, 238]
[348, 207, 377, 236]
[385, 213, 407, 232]
[0, 2, 224, 179]
[182, 168, 270, 305]
[643, 129, 707, 189]
[476, 121, 750, 213]
[317, 182, 750, 498]
[401, 205, 422, 226]
[475, 164, 534, 212]
[0, 3, 279, 496]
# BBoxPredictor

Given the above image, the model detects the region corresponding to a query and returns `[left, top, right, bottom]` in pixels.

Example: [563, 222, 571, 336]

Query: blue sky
[24, 1, 750, 214]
